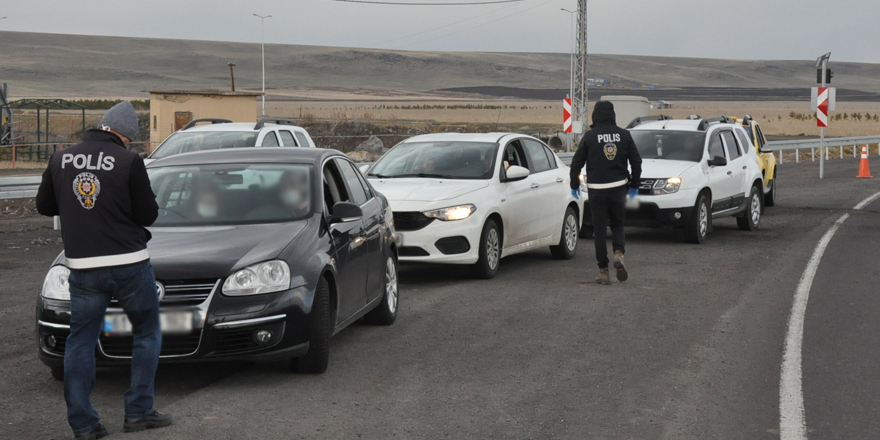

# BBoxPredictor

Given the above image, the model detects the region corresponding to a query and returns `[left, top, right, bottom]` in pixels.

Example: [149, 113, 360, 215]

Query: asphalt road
[1, 158, 878, 440]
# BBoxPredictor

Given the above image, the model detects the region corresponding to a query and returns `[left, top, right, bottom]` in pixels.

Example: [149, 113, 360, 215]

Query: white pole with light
[254, 13, 273, 118]
[816, 52, 831, 179]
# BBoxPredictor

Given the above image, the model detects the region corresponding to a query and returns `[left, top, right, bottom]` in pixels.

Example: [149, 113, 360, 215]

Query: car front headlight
[423, 204, 477, 221]
[652, 177, 681, 195]
[222, 260, 291, 296]
[42, 265, 71, 300]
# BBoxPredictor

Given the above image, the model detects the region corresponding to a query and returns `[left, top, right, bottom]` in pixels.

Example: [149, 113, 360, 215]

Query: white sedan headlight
[42, 265, 71, 300]
[423, 204, 477, 221]
[222, 260, 291, 296]
[652, 177, 682, 195]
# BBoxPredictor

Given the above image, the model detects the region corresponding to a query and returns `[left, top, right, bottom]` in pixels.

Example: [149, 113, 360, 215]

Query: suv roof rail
[685, 114, 702, 120]
[625, 114, 672, 129]
[697, 116, 735, 131]
[254, 117, 297, 131]
[182, 118, 233, 130]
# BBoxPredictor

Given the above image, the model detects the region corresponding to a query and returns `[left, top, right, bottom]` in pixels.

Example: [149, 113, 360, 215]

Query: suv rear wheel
[737, 186, 762, 231]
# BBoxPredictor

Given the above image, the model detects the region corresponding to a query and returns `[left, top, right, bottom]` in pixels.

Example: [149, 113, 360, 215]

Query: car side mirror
[358, 164, 371, 174]
[708, 156, 727, 167]
[138, 152, 149, 159]
[329, 202, 364, 224]
[503, 165, 530, 182]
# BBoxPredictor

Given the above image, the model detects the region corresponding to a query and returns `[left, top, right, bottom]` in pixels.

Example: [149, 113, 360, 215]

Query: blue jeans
[64, 260, 162, 436]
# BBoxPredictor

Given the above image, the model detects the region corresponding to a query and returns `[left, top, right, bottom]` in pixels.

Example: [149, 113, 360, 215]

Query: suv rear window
[151, 132, 257, 159]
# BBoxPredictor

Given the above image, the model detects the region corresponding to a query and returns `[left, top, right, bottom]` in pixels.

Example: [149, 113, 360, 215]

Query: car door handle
[556, 178, 565, 183]
[531, 183, 540, 189]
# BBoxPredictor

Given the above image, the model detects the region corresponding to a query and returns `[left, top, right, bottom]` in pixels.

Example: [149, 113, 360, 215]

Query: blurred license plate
[103, 311, 193, 336]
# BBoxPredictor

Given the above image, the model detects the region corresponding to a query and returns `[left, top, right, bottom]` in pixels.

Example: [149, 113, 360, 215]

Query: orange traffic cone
[857, 144, 873, 179]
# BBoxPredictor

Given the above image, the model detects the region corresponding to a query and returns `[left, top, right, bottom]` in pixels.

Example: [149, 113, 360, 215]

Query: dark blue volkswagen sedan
[37, 147, 399, 377]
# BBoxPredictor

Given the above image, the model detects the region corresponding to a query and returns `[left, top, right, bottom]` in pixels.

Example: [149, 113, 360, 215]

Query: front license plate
[103, 311, 193, 337]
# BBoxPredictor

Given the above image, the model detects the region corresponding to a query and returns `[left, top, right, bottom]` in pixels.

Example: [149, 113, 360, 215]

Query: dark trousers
[65, 260, 161, 436]
[588, 186, 627, 268]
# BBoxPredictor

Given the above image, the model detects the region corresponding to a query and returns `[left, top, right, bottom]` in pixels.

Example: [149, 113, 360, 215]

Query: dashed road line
[780, 190, 880, 439]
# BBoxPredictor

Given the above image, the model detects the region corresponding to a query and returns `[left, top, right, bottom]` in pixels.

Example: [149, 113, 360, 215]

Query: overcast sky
[1, 0, 877, 63]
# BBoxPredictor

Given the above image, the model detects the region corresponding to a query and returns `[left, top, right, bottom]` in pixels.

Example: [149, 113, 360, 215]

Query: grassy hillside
[2, 31, 880, 99]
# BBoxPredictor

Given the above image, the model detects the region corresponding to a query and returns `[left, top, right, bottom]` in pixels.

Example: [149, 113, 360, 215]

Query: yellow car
[732, 115, 777, 206]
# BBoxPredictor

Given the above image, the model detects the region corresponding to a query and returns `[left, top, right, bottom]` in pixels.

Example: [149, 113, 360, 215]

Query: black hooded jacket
[36, 130, 159, 270]
[569, 101, 643, 190]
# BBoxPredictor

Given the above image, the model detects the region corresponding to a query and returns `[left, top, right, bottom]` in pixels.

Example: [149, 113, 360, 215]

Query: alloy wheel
[750, 192, 762, 226]
[385, 257, 398, 314]
[486, 228, 500, 270]
[699, 202, 709, 237]
[564, 214, 578, 251]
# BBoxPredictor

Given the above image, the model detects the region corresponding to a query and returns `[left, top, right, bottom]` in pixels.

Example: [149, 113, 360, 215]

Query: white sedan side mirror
[504, 165, 530, 182]
[359, 164, 371, 174]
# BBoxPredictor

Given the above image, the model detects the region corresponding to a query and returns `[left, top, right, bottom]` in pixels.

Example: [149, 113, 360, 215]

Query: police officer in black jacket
[36, 102, 172, 439]
[569, 101, 643, 285]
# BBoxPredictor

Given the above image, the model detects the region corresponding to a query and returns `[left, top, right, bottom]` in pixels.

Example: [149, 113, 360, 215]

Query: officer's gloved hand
[571, 189, 581, 200]
[628, 188, 639, 199]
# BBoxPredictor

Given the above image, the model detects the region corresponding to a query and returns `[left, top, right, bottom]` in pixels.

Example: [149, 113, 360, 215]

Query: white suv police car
[583, 115, 764, 243]
[146, 118, 316, 163]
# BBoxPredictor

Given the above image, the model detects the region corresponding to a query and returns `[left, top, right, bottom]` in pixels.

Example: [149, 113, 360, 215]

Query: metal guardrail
[765, 135, 880, 164]
[0, 175, 41, 199]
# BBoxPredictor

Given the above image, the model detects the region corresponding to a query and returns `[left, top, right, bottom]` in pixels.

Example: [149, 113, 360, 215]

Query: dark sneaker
[612, 251, 628, 282]
[123, 410, 173, 433]
[595, 268, 612, 285]
[75, 423, 108, 440]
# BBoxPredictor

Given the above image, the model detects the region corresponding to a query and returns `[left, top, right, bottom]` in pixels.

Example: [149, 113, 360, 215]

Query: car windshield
[151, 131, 258, 159]
[631, 130, 706, 162]
[148, 164, 313, 226]
[368, 141, 498, 180]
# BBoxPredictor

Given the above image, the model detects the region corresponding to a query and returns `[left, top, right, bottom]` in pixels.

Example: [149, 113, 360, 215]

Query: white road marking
[780, 190, 880, 439]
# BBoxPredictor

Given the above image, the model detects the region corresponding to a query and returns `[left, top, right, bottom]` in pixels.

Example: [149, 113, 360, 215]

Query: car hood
[639, 159, 700, 178]
[145, 222, 307, 280]
[369, 178, 489, 202]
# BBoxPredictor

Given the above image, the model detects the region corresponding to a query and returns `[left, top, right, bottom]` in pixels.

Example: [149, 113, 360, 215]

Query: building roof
[144, 89, 262, 97]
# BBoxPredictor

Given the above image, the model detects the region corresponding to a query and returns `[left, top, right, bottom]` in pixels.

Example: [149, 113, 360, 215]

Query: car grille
[399, 246, 430, 257]
[639, 179, 656, 196]
[393, 212, 435, 231]
[99, 333, 202, 358]
[109, 279, 218, 307]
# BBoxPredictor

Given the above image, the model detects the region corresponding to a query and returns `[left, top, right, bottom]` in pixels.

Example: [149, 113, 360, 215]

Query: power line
[367, 0, 523, 47]
[332, 0, 525, 5]
[397, 0, 554, 48]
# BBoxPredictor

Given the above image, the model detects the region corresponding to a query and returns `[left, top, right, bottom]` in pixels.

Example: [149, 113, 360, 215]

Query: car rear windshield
[631, 130, 706, 162]
[148, 164, 313, 226]
[368, 141, 498, 180]
[151, 131, 258, 159]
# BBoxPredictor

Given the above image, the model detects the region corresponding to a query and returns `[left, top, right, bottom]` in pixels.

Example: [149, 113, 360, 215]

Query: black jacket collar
[83, 129, 127, 148]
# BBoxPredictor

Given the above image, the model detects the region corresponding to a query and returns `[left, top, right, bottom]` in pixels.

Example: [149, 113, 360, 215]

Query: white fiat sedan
[365, 133, 583, 278]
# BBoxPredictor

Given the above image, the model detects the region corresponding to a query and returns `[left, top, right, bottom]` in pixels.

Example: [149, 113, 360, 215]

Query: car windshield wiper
[391, 173, 456, 179]
[368, 173, 395, 178]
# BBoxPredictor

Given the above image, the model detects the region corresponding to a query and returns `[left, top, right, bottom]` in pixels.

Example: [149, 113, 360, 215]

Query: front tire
[737, 186, 762, 231]
[684, 193, 710, 244]
[550, 207, 579, 260]
[472, 219, 501, 279]
[291, 278, 333, 374]
[764, 171, 777, 207]
[363, 255, 398, 326]
[51, 365, 64, 381]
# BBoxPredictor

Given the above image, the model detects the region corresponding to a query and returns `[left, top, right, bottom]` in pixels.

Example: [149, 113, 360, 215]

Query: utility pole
[571, 0, 589, 140]
[228, 62, 236, 92]
[561, 8, 576, 151]
[253, 14, 272, 117]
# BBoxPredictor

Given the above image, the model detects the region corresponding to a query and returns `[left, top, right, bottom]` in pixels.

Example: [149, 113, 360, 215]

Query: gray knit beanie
[99, 101, 138, 142]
